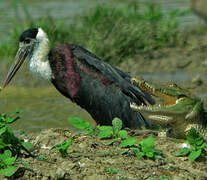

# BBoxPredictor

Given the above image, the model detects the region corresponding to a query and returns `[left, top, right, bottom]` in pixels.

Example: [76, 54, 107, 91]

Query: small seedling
[0, 110, 34, 177]
[159, 176, 171, 180]
[120, 137, 138, 148]
[0, 110, 33, 155]
[0, 150, 17, 177]
[96, 117, 128, 140]
[68, 117, 94, 135]
[105, 166, 120, 174]
[121, 136, 163, 160]
[175, 128, 207, 162]
[51, 139, 72, 157]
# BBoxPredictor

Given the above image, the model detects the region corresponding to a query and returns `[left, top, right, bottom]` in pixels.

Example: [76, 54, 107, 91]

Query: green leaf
[112, 117, 122, 132]
[175, 147, 190, 156]
[0, 166, 17, 177]
[5, 117, 19, 124]
[0, 126, 7, 136]
[120, 137, 137, 148]
[98, 130, 113, 139]
[52, 139, 73, 150]
[186, 128, 203, 146]
[86, 128, 95, 135]
[131, 147, 139, 153]
[22, 142, 33, 151]
[136, 151, 145, 158]
[51, 139, 72, 157]
[3, 110, 20, 124]
[106, 139, 116, 145]
[146, 151, 154, 158]
[105, 166, 119, 174]
[0, 141, 8, 149]
[159, 176, 170, 180]
[9, 110, 20, 117]
[118, 130, 128, 139]
[130, 147, 142, 158]
[139, 136, 155, 155]
[199, 143, 207, 149]
[96, 126, 113, 131]
[154, 150, 164, 160]
[188, 149, 202, 162]
[131, 148, 144, 158]
[36, 155, 47, 160]
[68, 117, 92, 130]
[4, 156, 17, 165]
[0, 150, 12, 161]
[120, 150, 129, 155]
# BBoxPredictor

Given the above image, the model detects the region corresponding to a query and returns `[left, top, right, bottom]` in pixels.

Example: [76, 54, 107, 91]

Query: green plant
[0, 110, 32, 154]
[0, 110, 34, 177]
[121, 136, 163, 160]
[97, 117, 128, 140]
[51, 139, 73, 158]
[68, 117, 162, 159]
[159, 176, 171, 180]
[68, 117, 94, 135]
[68, 117, 128, 140]
[120, 137, 138, 148]
[0, 150, 17, 177]
[105, 166, 120, 174]
[175, 128, 207, 162]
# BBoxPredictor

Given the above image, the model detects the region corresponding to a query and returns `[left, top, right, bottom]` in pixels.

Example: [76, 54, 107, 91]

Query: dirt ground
[2, 29, 207, 180]
[2, 128, 207, 180]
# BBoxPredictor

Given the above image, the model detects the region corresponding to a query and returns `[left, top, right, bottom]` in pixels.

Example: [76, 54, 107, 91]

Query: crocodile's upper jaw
[131, 77, 181, 106]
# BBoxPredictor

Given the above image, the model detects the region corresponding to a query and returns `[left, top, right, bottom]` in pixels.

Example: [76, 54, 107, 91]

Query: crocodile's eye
[24, 39, 31, 44]
[178, 95, 187, 99]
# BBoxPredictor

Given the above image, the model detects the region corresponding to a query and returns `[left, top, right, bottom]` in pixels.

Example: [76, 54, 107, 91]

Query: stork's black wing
[71, 44, 154, 105]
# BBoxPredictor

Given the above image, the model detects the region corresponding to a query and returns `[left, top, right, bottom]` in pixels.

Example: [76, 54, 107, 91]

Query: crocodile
[130, 77, 207, 139]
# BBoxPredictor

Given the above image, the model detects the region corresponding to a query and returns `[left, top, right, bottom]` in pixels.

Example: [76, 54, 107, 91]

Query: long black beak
[2, 46, 29, 88]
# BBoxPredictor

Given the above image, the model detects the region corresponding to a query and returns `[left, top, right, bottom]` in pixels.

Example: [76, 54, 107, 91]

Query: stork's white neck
[27, 28, 53, 81]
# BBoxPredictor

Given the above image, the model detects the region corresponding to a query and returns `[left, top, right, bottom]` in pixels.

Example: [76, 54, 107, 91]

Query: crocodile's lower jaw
[148, 115, 173, 122]
[130, 103, 179, 117]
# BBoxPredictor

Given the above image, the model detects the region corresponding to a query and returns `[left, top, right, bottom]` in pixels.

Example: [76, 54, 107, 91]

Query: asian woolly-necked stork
[2, 28, 154, 128]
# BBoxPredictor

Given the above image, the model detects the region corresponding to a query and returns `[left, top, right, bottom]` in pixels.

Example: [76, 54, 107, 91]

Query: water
[0, 0, 206, 132]
[0, 86, 95, 132]
[140, 71, 206, 83]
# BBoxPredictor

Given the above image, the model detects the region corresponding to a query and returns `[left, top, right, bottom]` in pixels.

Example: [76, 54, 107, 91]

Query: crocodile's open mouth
[130, 77, 189, 122]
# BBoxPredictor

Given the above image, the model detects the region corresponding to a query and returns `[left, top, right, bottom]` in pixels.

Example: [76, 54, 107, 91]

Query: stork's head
[2, 28, 49, 88]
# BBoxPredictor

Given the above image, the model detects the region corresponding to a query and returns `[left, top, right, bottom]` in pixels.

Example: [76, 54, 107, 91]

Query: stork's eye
[24, 39, 31, 44]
